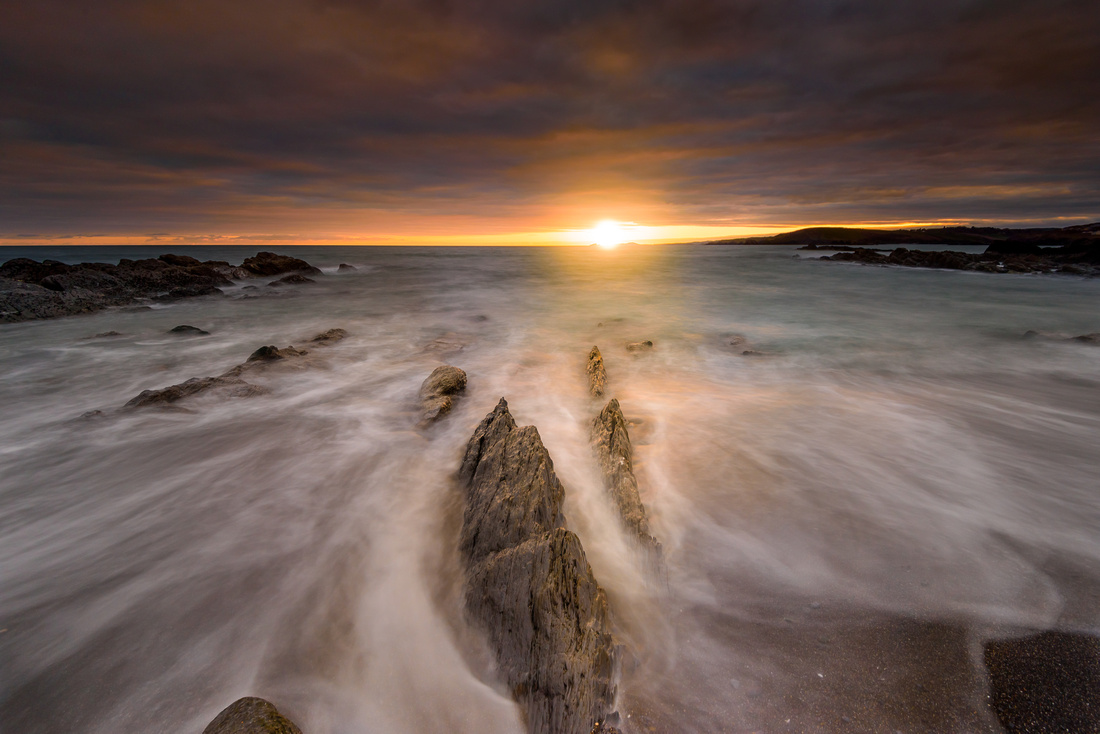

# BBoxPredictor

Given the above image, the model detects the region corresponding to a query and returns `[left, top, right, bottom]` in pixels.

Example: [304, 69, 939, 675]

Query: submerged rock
[459, 398, 618, 734]
[591, 399, 661, 556]
[246, 345, 308, 362]
[169, 324, 210, 335]
[125, 375, 265, 408]
[625, 340, 653, 353]
[202, 697, 302, 734]
[337, 263, 357, 272]
[586, 346, 607, 398]
[418, 365, 467, 423]
[1071, 332, 1100, 344]
[984, 630, 1100, 733]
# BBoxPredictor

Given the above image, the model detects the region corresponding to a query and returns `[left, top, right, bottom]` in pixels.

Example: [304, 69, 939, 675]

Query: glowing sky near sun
[1, 1, 1097, 245]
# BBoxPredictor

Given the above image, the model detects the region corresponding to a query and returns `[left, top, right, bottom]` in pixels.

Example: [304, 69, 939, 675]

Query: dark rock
[309, 328, 348, 345]
[337, 263, 357, 271]
[86, 331, 124, 339]
[625, 340, 653, 353]
[158, 253, 203, 267]
[246, 345, 307, 362]
[0, 258, 73, 283]
[586, 346, 607, 398]
[267, 273, 316, 287]
[418, 365, 467, 423]
[202, 696, 302, 734]
[984, 630, 1100, 734]
[591, 399, 661, 556]
[459, 399, 618, 734]
[169, 324, 210, 336]
[125, 375, 265, 408]
[240, 252, 321, 277]
[1071, 333, 1100, 344]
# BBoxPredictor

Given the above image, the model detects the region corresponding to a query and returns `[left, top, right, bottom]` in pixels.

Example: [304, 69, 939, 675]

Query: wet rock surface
[591, 400, 660, 548]
[626, 340, 654, 353]
[984, 630, 1100, 734]
[202, 696, 303, 734]
[418, 365, 467, 423]
[586, 346, 607, 397]
[267, 273, 316, 287]
[0, 252, 321, 323]
[458, 398, 618, 734]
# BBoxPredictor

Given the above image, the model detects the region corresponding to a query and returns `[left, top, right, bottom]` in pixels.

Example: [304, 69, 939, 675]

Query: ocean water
[1, 244, 1098, 734]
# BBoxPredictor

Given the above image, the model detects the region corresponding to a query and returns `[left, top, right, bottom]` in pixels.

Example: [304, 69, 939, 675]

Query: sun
[592, 220, 624, 249]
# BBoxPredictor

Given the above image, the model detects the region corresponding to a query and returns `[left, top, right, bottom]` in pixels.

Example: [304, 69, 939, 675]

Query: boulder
[202, 697, 303, 734]
[337, 263, 357, 272]
[459, 399, 618, 734]
[418, 365, 467, 423]
[1071, 333, 1100, 344]
[240, 252, 321, 277]
[169, 324, 210, 336]
[984, 630, 1100, 733]
[591, 399, 661, 556]
[586, 346, 607, 398]
[625, 340, 653, 353]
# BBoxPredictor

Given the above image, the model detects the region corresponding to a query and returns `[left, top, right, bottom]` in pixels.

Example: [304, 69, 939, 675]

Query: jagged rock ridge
[591, 399, 661, 559]
[458, 398, 618, 734]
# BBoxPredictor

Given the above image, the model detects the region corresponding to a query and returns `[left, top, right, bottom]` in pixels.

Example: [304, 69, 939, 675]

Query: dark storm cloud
[1, 0, 1098, 234]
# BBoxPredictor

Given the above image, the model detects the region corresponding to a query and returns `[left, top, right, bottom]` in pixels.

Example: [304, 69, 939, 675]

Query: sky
[1, 0, 1098, 245]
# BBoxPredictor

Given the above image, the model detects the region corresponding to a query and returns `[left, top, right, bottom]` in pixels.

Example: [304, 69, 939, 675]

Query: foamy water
[1, 245, 1098, 733]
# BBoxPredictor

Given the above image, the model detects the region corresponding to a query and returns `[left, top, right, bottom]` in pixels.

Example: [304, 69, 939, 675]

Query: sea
[1, 244, 1098, 733]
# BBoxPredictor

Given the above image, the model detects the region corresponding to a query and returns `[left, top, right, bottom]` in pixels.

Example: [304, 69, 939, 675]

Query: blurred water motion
[0, 244, 1098, 733]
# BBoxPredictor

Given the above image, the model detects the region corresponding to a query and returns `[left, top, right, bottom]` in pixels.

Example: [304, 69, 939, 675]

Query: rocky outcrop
[591, 399, 661, 557]
[202, 697, 303, 734]
[984, 630, 1100, 733]
[418, 365, 467, 423]
[823, 244, 1100, 276]
[0, 252, 322, 323]
[458, 399, 618, 734]
[586, 346, 607, 398]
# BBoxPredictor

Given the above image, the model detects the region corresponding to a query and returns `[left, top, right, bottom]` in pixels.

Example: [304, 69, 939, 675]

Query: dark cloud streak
[1, 0, 1098, 235]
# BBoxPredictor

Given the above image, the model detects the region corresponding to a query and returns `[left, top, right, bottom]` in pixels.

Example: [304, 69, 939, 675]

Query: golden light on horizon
[591, 220, 625, 249]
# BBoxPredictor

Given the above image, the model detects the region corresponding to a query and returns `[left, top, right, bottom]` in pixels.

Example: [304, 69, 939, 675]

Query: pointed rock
[592, 399, 661, 555]
[460, 398, 618, 734]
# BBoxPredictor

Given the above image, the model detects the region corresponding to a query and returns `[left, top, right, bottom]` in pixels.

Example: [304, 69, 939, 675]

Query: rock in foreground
[418, 365, 467, 423]
[459, 398, 618, 734]
[586, 346, 607, 397]
[202, 697, 302, 734]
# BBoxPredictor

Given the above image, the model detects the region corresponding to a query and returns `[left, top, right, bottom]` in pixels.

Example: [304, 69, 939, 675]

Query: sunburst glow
[592, 220, 624, 249]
